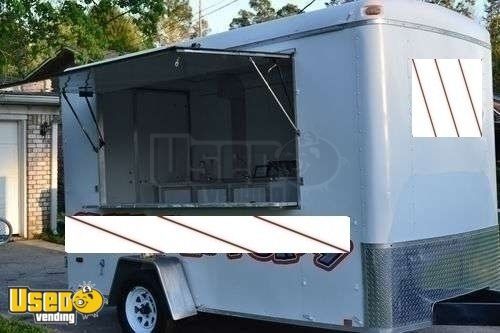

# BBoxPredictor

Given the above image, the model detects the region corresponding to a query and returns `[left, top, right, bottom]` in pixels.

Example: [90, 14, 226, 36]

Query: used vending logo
[8, 282, 106, 325]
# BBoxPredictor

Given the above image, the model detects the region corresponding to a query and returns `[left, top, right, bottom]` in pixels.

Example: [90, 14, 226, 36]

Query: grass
[0, 315, 50, 333]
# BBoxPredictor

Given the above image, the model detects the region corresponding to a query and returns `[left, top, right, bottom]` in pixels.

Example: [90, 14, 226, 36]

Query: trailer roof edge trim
[62, 47, 292, 76]
[175, 47, 292, 59]
[231, 18, 491, 51]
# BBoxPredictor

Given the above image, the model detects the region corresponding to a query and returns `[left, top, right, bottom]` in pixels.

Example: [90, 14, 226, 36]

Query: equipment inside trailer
[62, 48, 300, 208]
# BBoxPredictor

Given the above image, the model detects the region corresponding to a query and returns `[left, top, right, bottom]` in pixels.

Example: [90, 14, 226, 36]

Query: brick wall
[3, 79, 53, 93]
[27, 114, 55, 238]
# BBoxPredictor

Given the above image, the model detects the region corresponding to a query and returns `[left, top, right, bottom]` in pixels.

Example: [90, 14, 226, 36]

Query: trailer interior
[62, 48, 300, 209]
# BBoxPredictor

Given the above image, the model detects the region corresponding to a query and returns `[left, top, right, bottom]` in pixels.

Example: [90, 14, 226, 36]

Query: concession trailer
[56, 0, 500, 331]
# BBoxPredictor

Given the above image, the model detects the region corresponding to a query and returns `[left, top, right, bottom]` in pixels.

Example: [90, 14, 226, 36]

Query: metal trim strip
[198, 307, 363, 332]
[176, 47, 292, 58]
[232, 18, 490, 50]
[82, 201, 299, 209]
[362, 225, 499, 249]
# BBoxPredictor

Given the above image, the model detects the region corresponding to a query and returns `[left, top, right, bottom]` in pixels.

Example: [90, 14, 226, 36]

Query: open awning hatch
[61, 47, 298, 153]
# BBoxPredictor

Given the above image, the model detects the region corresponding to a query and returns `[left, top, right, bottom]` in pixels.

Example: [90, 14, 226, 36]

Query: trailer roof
[59, 46, 293, 95]
[63, 0, 490, 74]
[62, 47, 292, 76]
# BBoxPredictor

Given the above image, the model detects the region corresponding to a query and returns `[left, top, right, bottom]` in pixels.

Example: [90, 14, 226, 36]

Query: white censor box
[65, 216, 350, 253]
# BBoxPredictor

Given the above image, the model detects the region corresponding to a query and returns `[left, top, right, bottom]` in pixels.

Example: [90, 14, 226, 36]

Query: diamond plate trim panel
[362, 226, 500, 330]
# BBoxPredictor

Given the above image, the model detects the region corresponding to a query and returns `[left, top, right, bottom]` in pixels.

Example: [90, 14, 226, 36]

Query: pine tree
[230, 0, 300, 29]
[486, 0, 499, 92]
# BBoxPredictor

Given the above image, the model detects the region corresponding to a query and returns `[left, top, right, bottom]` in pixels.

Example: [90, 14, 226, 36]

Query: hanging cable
[197, 0, 230, 17]
[249, 57, 300, 135]
[190, 0, 242, 26]
[271, 59, 293, 113]
[299, 0, 317, 14]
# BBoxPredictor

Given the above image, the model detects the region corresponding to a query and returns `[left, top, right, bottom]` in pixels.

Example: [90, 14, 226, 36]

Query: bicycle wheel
[0, 218, 12, 245]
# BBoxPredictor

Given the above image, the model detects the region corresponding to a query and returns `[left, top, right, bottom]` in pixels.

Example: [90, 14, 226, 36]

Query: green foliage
[0, 0, 195, 81]
[34, 226, 65, 245]
[229, 0, 300, 29]
[156, 0, 208, 44]
[486, 0, 499, 93]
[423, 0, 476, 18]
[326, 0, 476, 16]
[190, 18, 210, 39]
[0, 316, 49, 333]
[325, 0, 348, 6]
[276, 4, 301, 18]
[230, 9, 255, 29]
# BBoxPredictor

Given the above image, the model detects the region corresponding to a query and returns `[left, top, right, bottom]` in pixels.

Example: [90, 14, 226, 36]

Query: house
[0, 89, 60, 238]
[0, 49, 74, 238]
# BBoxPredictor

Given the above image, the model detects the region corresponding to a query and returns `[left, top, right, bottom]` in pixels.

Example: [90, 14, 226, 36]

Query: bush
[34, 227, 64, 245]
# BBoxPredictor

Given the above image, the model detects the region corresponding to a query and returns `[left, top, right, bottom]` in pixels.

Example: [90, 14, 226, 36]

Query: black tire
[0, 218, 12, 245]
[117, 272, 176, 333]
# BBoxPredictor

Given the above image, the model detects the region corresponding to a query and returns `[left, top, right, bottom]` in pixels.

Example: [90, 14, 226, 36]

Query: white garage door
[0, 121, 21, 234]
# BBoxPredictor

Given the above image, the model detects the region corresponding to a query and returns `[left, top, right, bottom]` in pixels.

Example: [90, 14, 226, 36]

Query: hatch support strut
[62, 88, 105, 153]
[81, 88, 105, 148]
[249, 57, 300, 136]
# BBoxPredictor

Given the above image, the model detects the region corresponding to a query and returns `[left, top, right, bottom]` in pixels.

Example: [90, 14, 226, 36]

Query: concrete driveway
[1, 240, 497, 333]
[0, 239, 119, 332]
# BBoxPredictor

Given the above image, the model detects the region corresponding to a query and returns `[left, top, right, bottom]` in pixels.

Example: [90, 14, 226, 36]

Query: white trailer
[59, 0, 500, 332]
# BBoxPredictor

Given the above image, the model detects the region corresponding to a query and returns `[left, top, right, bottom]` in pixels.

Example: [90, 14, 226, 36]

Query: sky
[188, 0, 326, 34]
[188, 0, 489, 35]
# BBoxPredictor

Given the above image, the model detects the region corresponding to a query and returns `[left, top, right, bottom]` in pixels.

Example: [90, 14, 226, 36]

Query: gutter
[0, 94, 60, 106]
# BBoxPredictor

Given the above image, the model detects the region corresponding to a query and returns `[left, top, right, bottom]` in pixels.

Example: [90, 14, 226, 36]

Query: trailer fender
[108, 255, 197, 320]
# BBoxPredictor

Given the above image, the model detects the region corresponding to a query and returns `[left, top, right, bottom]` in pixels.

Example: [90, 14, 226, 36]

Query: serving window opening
[63, 48, 300, 209]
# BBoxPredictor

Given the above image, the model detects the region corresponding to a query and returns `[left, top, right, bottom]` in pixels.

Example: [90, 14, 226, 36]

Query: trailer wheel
[117, 274, 175, 333]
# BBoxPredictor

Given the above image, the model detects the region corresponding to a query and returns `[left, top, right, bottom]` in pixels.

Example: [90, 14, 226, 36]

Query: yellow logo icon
[9, 282, 106, 325]
[72, 284, 105, 318]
